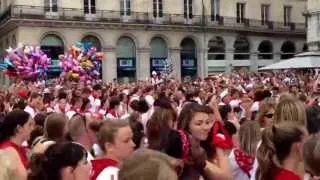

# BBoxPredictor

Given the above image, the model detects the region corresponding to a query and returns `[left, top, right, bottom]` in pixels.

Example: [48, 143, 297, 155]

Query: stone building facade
[0, 0, 307, 82]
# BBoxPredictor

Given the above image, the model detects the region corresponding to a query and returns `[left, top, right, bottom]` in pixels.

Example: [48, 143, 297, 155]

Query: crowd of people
[0, 70, 320, 180]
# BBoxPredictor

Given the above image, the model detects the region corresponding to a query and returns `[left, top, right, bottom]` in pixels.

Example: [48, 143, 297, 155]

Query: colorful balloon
[59, 42, 103, 83]
[1, 43, 51, 81]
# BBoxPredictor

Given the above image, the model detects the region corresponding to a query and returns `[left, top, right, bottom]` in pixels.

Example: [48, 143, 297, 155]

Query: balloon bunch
[59, 42, 103, 82]
[0, 43, 51, 81]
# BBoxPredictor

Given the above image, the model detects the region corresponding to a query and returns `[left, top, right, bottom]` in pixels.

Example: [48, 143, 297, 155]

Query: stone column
[201, 47, 209, 78]
[169, 47, 181, 80]
[250, 51, 258, 71]
[137, 48, 151, 81]
[225, 48, 234, 73]
[102, 46, 117, 83]
[274, 51, 281, 62]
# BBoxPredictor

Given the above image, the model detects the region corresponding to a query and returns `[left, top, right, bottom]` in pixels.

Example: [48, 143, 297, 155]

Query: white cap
[152, 71, 157, 75]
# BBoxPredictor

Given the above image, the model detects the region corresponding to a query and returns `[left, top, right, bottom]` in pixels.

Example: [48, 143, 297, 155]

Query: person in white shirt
[66, 95, 83, 120]
[229, 121, 261, 180]
[89, 84, 102, 113]
[24, 92, 43, 118]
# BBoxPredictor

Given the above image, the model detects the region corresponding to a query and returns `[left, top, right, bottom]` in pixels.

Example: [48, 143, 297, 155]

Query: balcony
[0, 5, 306, 34]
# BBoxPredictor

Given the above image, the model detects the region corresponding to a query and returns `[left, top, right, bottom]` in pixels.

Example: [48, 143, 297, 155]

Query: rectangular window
[236, 2, 245, 23]
[45, 0, 57, 12]
[84, 0, 96, 14]
[184, 0, 193, 19]
[153, 0, 163, 18]
[121, 0, 131, 16]
[284, 6, 292, 26]
[211, 0, 220, 21]
[261, 4, 269, 25]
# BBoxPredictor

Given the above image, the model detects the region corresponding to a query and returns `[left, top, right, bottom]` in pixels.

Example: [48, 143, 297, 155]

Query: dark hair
[70, 95, 81, 106]
[28, 143, 87, 180]
[130, 99, 149, 113]
[34, 113, 47, 127]
[147, 108, 176, 151]
[81, 98, 90, 111]
[58, 92, 67, 100]
[0, 109, 30, 142]
[306, 105, 320, 135]
[219, 105, 232, 121]
[82, 87, 91, 94]
[12, 98, 27, 110]
[128, 112, 144, 150]
[30, 92, 41, 101]
[43, 93, 54, 105]
[109, 96, 121, 109]
[177, 103, 209, 133]
[93, 84, 102, 91]
[256, 123, 304, 180]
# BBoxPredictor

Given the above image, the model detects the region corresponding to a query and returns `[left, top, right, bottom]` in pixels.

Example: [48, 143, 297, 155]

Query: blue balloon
[4, 57, 13, 67]
[75, 41, 83, 49]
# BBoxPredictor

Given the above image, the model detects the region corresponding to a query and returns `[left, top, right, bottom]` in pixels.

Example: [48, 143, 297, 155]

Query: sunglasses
[264, 113, 274, 118]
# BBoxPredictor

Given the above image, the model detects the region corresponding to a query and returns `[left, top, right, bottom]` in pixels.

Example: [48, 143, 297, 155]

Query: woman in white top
[229, 121, 261, 180]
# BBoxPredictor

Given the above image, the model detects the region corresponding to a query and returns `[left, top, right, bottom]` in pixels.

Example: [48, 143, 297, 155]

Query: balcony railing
[0, 5, 306, 33]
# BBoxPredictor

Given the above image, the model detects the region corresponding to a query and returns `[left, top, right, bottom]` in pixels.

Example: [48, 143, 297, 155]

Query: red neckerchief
[177, 130, 190, 162]
[107, 109, 119, 118]
[0, 140, 29, 169]
[90, 158, 118, 180]
[234, 148, 254, 178]
[211, 121, 234, 149]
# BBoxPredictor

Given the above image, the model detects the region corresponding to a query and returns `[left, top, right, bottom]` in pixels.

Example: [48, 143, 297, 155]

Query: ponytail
[256, 123, 304, 180]
[28, 153, 49, 180]
[255, 126, 279, 180]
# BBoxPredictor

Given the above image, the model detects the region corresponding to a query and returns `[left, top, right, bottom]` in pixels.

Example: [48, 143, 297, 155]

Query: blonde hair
[255, 97, 276, 128]
[274, 98, 306, 126]
[97, 120, 130, 152]
[239, 121, 261, 156]
[119, 149, 179, 180]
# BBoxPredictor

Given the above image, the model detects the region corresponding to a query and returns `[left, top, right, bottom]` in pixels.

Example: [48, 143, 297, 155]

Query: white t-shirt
[24, 105, 36, 118]
[89, 95, 101, 113]
[229, 149, 255, 180]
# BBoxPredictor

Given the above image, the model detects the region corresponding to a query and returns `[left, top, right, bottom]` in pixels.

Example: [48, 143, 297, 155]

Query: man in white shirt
[89, 84, 102, 113]
[24, 92, 43, 118]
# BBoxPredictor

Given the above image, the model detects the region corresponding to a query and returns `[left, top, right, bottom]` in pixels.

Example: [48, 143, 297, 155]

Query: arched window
[258, 40, 273, 59]
[208, 36, 225, 60]
[180, 37, 197, 78]
[234, 36, 250, 60]
[40, 34, 64, 78]
[150, 37, 167, 58]
[281, 41, 295, 59]
[81, 35, 101, 51]
[40, 34, 64, 61]
[116, 36, 136, 82]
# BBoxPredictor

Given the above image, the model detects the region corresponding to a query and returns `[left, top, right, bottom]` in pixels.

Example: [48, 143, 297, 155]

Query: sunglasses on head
[264, 113, 274, 118]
